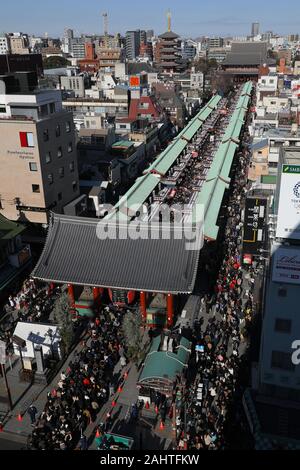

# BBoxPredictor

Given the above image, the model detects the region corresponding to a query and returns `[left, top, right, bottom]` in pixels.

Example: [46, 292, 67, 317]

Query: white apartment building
[0, 75, 80, 223]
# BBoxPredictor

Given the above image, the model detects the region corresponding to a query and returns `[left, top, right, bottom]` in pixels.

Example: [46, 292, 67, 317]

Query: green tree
[43, 56, 71, 69]
[53, 292, 74, 355]
[122, 311, 145, 366]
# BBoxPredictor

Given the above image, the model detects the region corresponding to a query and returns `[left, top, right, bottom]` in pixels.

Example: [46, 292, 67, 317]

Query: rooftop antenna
[167, 9, 171, 33]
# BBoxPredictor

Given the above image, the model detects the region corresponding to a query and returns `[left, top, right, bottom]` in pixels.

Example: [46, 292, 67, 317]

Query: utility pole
[0, 341, 13, 411]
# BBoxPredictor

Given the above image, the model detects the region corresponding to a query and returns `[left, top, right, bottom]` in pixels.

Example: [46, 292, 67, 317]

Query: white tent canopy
[13, 322, 61, 359]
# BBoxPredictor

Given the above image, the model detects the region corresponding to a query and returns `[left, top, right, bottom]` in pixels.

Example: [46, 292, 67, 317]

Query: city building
[0, 72, 80, 224]
[70, 37, 86, 59]
[207, 48, 227, 63]
[155, 30, 183, 75]
[62, 28, 74, 54]
[60, 75, 86, 98]
[251, 22, 260, 37]
[222, 42, 273, 82]
[181, 40, 197, 61]
[98, 47, 124, 72]
[245, 147, 300, 450]
[0, 215, 32, 300]
[125, 30, 144, 60]
[7, 33, 30, 55]
[0, 53, 43, 76]
[0, 35, 10, 55]
[208, 37, 224, 49]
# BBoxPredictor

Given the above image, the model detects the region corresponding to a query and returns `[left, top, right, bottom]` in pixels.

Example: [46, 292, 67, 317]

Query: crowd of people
[176, 103, 258, 450]
[29, 305, 127, 450]
[0, 279, 60, 352]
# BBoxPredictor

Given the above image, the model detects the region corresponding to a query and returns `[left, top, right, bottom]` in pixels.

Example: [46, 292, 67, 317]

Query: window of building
[32, 184, 40, 193]
[40, 104, 48, 117]
[29, 162, 38, 172]
[271, 351, 295, 371]
[43, 129, 49, 142]
[68, 142, 73, 153]
[59, 167, 64, 178]
[0, 105, 6, 113]
[275, 319, 292, 333]
[45, 152, 52, 164]
[66, 121, 71, 133]
[120, 124, 127, 129]
[69, 161, 75, 172]
[278, 288, 287, 297]
[58, 192, 62, 201]
[72, 181, 78, 192]
[20, 132, 34, 148]
[56, 125, 61, 137]
[57, 147, 63, 158]
[49, 102, 55, 114]
[48, 174, 53, 185]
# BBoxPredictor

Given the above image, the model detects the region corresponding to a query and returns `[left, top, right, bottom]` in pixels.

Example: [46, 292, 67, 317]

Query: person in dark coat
[28, 404, 38, 425]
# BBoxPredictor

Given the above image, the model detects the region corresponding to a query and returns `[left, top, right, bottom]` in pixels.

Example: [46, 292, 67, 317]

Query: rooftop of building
[158, 31, 180, 40]
[0, 214, 25, 246]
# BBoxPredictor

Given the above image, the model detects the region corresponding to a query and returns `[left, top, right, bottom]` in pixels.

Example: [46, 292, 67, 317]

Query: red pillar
[167, 294, 174, 328]
[140, 292, 147, 324]
[68, 284, 75, 306]
[93, 287, 100, 304]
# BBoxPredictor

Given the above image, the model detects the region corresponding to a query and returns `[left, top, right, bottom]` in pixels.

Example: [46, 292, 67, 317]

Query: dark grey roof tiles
[33, 214, 202, 294]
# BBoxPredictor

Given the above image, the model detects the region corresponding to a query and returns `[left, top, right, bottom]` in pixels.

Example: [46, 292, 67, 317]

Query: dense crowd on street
[176, 107, 257, 450]
[0, 280, 60, 350]
[29, 305, 126, 450]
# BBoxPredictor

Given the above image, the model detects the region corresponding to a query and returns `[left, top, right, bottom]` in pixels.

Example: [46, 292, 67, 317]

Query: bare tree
[122, 311, 145, 366]
[53, 292, 74, 356]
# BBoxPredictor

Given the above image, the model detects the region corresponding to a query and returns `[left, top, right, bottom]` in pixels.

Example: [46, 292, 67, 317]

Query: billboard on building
[272, 246, 300, 285]
[129, 76, 140, 89]
[276, 164, 300, 240]
[242, 197, 268, 256]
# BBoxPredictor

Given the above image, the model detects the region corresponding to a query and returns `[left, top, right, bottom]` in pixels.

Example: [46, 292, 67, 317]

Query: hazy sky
[1, 0, 300, 38]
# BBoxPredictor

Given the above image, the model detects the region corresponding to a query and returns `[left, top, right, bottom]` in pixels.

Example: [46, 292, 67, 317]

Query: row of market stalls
[32, 83, 253, 329]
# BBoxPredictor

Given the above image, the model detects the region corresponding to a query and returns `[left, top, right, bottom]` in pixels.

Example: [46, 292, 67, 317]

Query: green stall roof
[145, 95, 222, 176]
[138, 336, 191, 385]
[204, 179, 229, 240]
[107, 173, 160, 221]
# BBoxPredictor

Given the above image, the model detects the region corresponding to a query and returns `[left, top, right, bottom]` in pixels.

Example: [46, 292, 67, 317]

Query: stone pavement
[0, 329, 88, 447]
[87, 331, 170, 451]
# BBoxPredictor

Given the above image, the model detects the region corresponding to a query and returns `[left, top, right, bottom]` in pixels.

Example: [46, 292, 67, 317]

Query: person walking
[27, 404, 38, 426]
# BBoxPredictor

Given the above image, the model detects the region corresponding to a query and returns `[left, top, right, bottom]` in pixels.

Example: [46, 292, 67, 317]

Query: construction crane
[102, 12, 109, 47]
[102, 12, 108, 36]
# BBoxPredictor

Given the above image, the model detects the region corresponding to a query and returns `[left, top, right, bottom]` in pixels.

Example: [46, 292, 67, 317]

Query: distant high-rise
[251, 22, 260, 37]
[125, 30, 145, 60]
[64, 28, 74, 40]
[146, 30, 154, 41]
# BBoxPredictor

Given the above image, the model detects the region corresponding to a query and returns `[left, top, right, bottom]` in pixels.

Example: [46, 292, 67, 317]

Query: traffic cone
[95, 429, 100, 438]
[112, 400, 117, 407]
[145, 401, 150, 410]
[117, 385, 123, 393]
[159, 421, 165, 431]
[124, 371, 128, 380]
[17, 414, 23, 422]
[155, 405, 159, 414]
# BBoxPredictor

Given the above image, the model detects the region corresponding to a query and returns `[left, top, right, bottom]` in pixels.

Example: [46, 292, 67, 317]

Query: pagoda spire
[167, 9, 171, 32]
